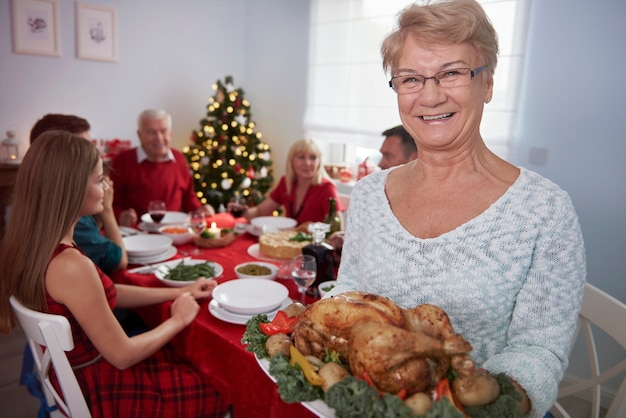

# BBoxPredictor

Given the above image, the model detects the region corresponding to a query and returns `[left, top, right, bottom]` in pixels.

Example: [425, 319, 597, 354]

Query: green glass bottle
[324, 197, 341, 238]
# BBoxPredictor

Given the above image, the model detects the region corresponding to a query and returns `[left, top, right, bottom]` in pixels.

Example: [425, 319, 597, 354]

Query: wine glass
[148, 200, 166, 224]
[290, 254, 317, 304]
[189, 212, 207, 255]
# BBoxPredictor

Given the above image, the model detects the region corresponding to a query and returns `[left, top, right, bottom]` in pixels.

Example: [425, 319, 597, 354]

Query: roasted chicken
[293, 291, 474, 394]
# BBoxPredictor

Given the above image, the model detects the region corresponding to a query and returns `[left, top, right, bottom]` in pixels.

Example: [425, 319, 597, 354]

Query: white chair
[550, 283, 626, 418]
[10, 296, 91, 418]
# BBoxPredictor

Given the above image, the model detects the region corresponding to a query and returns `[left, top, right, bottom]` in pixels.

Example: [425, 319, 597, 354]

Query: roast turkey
[292, 291, 473, 394]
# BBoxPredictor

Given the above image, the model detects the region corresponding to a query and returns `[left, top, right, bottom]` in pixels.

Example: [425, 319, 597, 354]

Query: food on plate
[163, 260, 216, 281]
[258, 230, 309, 259]
[266, 333, 292, 357]
[317, 362, 349, 393]
[282, 302, 306, 318]
[241, 293, 523, 418]
[236, 263, 272, 276]
[160, 226, 189, 234]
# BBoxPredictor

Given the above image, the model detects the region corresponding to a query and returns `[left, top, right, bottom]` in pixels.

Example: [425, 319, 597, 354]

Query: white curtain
[304, 0, 530, 159]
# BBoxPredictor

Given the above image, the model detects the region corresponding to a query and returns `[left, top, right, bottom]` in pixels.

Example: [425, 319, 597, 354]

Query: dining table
[113, 213, 322, 418]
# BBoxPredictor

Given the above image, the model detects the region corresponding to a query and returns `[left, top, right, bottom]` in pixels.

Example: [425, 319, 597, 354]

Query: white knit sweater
[333, 167, 586, 418]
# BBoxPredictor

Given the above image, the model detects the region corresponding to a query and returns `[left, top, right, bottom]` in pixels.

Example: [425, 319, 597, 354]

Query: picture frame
[76, 2, 118, 62]
[11, 0, 61, 57]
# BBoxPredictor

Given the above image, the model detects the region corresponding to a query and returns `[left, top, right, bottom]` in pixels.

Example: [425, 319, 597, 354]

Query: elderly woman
[332, 1, 586, 417]
[0, 132, 227, 417]
[233, 138, 344, 226]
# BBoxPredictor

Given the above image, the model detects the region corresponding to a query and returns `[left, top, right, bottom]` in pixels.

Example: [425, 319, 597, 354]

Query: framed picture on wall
[11, 0, 61, 57]
[76, 2, 118, 62]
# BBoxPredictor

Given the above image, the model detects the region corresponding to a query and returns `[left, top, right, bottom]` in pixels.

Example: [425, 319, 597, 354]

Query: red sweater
[269, 176, 344, 224]
[110, 148, 201, 221]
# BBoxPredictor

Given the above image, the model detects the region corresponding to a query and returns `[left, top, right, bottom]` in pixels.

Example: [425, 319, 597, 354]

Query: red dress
[46, 244, 226, 418]
[269, 177, 344, 224]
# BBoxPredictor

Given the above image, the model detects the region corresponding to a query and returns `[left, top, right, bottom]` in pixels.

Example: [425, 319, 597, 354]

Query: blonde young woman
[0, 132, 227, 417]
[232, 138, 344, 225]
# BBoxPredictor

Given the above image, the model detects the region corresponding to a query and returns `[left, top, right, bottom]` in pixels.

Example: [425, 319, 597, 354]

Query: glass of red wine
[148, 200, 166, 223]
[229, 194, 246, 218]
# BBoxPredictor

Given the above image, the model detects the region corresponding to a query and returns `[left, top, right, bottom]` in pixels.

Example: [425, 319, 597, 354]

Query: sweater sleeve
[481, 190, 586, 418]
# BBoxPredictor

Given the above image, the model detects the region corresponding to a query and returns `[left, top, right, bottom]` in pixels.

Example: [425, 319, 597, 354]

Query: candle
[207, 222, 221, 238]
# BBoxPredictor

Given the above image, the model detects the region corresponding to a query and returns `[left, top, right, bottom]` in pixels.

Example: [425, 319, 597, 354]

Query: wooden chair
[550, 283, 626, 418]
[10, 296, 91, 418]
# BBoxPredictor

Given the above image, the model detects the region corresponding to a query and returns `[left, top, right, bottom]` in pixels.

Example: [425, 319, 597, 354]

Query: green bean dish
[164, 260, 217, 282]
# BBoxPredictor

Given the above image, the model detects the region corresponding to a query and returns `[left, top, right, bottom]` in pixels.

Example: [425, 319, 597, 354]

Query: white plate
[248, 216, 297, 236]
[154, 260, 223, 287]
[128, 246, 177, 265]
[208, 298, 291, 325]
[247, 243, 292, 262]
[212, 279, 289, 315]
[139, 211, 190, 232]
[255, 356, 335, 417]
[123, 234, 173, 257]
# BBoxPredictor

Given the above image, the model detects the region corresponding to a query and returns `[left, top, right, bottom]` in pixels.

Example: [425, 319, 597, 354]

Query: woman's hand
[183, 277, 218, 302]
[170, 292, 200, 327]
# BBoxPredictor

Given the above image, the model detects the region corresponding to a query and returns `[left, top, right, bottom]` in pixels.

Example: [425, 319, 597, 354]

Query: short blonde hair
[284, 138, 330, 194]
[381, 0, 499, 76]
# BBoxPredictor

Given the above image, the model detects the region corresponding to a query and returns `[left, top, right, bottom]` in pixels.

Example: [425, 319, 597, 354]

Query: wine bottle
[323, 197, 341, 238]
[302, 222, 336, 297]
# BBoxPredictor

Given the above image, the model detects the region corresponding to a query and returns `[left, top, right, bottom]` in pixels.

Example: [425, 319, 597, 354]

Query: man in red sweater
[111, 109, 214, 227]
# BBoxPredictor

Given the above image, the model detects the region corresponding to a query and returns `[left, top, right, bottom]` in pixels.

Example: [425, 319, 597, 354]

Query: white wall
[511, 0, 626, 304]
[0, 0, 310, 182]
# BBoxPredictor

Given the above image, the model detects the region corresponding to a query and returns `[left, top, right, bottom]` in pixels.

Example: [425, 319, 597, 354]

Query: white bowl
[158, 224, 192, 245]
[212, 279, 289, 315]
[123, 234, 173, 257]
[234, 261, 279, 280]
[318, 280, 338, 298]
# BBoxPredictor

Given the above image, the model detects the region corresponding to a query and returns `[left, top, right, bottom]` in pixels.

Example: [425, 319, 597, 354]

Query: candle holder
[2, 130, 21, 163]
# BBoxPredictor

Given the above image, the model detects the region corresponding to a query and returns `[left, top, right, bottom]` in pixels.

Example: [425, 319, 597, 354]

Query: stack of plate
[209, 279, 291, 325]
[138, 211, 190, 233]
[124, 234, 176, 264]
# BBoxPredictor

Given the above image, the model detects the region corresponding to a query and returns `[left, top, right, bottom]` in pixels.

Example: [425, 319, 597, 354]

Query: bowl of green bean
[234, 261, 279, 280]
[154, 259, 223, 287]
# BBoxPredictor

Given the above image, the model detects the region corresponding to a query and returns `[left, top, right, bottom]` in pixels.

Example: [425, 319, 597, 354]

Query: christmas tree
[184, 76, 274, 211]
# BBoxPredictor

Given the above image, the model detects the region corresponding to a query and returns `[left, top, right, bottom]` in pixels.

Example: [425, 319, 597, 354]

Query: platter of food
[154, 259, 223, 287]
[255, 356, 335, 417]
[247, 243, 292, 263]
[241, 292, 523, 418]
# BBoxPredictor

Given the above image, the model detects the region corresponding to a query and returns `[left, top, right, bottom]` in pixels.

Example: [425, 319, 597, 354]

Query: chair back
[10, 296, 91, 418]
[550, 283, 626, 418]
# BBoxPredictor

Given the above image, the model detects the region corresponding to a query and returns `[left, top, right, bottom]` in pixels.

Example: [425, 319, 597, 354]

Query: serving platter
[154, 260, 223, 287]
[255, 356, 335, 418]
[247, 243, 292, 263]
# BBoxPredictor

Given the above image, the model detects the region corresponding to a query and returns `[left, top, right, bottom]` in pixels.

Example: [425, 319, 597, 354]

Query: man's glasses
[389, 66, 487, 94]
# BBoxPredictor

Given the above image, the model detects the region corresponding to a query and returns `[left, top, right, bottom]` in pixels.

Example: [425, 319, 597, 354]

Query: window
[304, 0, 530, 166]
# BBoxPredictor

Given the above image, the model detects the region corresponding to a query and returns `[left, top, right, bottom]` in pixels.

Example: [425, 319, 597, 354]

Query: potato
[265, 333, 292, 357]
[318, 362, 349, 392]
[452, 371, 500, 406]
[283, 302, 306, 318]
[404, 392, 432, 416]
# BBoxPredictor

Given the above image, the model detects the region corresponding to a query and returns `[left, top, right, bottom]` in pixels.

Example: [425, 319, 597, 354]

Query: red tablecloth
[114, 213, 319, 418]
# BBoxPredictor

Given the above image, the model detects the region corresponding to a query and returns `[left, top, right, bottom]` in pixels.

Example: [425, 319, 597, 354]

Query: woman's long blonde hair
[0, 131, 100, 333]
[283, 138, 331, 194]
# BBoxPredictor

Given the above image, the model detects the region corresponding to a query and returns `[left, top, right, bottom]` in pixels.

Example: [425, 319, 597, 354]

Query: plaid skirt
[71, 346, 226, 418]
